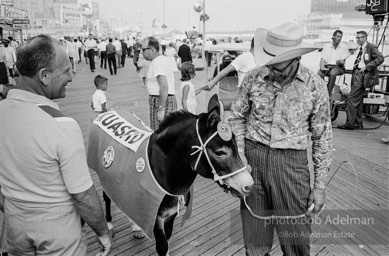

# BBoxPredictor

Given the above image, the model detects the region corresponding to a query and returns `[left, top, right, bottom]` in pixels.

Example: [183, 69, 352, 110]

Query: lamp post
[193, 0, 208, 69]
[162, 0, 166, 39]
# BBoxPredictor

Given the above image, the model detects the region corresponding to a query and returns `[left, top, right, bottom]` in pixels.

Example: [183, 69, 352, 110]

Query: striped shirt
[229, 65, 332, 189]
[0, 89, 93, 211]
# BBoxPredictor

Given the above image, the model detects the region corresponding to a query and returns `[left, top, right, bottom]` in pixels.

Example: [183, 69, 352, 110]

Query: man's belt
[149, 94, 175, 97]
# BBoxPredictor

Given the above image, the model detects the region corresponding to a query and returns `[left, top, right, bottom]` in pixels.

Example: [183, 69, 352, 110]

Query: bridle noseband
[190, 119, 247, 185]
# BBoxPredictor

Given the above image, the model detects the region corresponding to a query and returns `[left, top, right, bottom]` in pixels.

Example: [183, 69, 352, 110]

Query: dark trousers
[121, 53, 126, 67]
[100, 51, 107, 69]
[133, 54, 140, 68]
[78, 48, 82, 63]
[107, 53, 117, 75]
[241, 139, 311, 256]
[317, 66, 344, 96]
[205, 51, 213, 67]
[87, 49, 95, 71]
[345, 69, 365, 127]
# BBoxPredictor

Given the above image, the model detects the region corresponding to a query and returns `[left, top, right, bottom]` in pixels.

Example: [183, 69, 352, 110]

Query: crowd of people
[0, 20, 387, 256]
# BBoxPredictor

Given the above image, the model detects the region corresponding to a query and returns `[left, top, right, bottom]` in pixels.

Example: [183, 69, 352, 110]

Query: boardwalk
[1, 58, 388, 256]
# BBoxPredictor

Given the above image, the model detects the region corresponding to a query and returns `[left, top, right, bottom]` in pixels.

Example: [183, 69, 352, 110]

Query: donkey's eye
[214, 149, 227, 157]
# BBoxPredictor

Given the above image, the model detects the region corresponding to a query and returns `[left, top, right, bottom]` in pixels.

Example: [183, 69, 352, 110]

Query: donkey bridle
[190, 119, 247, 185]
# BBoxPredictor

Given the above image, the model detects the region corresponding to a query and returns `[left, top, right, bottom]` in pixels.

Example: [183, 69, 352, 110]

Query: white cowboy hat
[254, 22, 319, 66]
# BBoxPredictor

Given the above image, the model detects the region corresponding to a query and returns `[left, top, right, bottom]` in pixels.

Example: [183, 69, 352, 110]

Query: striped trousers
[241, 139, 311, 256]
[149, 95, 177, 131]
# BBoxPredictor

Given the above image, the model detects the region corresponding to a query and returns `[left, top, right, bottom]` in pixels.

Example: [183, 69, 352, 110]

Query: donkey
[88, 95, 253, 256]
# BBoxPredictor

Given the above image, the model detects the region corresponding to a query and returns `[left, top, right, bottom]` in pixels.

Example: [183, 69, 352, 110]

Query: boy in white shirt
[91, 75, 108, 113]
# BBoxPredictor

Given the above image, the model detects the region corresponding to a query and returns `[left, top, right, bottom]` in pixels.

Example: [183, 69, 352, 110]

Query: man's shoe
[337, 124, 355, 130]
[91, 70, 95, 72]
[355, 124, 363, 129]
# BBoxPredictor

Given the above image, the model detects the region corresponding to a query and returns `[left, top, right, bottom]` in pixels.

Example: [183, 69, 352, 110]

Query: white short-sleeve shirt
[0, 89, 93, 210]
[147, 55, 175, 95]
[321, 42, 349, 65]
[92, 89, 107, 112]
[231, 52, 257, 87]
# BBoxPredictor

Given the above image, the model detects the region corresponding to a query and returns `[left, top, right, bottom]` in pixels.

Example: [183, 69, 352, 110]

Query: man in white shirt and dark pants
[317, 30, 349, 96]
[113, 38, 122, 68]
[84, 34, 97, 72]
[98, 38, 108, 69]
[141, 36, 177, 131]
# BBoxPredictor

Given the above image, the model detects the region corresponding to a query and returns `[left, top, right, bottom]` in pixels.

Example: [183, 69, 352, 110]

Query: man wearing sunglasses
[141, 36, 177, 131]
[230, 22, 332, 256]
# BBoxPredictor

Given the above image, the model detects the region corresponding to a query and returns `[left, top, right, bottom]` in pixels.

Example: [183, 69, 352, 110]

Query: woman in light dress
[136, 54, 150, 87]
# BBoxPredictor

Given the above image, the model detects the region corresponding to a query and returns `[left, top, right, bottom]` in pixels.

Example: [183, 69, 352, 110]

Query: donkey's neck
[148, 120, 198, 195]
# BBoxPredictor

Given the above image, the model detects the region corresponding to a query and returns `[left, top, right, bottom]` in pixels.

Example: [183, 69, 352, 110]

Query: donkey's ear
[206, 107, 220, 129]
[207, 94, 220, 114]
[207, 94, 224, 118]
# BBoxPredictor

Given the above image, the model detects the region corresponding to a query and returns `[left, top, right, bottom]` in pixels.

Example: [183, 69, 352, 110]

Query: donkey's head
[192, 94, 253, 197]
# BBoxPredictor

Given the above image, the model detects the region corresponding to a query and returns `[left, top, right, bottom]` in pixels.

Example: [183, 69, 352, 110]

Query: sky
[95, 0, 312, 35]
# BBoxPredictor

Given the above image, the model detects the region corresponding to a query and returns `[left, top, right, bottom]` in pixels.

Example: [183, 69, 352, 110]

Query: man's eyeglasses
[267, 59, 295, 74]
[356, 36, 366, 39]
[142, 47, 151, 52]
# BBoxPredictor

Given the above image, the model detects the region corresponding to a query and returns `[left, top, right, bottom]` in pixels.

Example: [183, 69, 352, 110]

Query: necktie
[353, 47, 363, 69]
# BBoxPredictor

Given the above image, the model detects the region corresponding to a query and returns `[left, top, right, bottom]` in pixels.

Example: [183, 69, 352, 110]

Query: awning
[0, 23, 18, 31]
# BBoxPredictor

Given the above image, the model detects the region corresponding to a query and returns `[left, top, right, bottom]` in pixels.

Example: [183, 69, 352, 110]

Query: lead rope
[244, 160, 359, 220]
[243, 196, 312, 220]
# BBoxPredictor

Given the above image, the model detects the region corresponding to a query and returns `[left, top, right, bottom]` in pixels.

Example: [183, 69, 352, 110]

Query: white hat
[254, 22, 319, 66]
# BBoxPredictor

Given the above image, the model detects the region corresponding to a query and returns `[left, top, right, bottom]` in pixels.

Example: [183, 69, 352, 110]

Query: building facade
[8, 0, 110, 38]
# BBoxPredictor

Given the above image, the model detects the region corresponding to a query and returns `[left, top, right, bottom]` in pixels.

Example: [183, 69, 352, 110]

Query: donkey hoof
[130, 222, 145, 239]
[133, 230, 145, 239]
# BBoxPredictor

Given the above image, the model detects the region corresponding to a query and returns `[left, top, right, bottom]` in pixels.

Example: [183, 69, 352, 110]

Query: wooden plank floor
[1, 58, 388, 256]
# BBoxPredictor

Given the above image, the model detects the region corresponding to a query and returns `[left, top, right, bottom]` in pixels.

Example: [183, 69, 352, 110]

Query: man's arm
[71, 186, 112, 255]
[205, 64, 236, 90]
[308, 76, 333, 213]
[156, 75, 169, 121]
[228, 73, 252, 163]
[365, 44, 384, 70]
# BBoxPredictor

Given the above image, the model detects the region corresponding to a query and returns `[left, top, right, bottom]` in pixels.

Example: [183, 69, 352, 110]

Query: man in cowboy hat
[229, 22, 332, 256]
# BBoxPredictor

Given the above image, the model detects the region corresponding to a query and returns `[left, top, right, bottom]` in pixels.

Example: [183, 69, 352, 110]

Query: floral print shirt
[229, 64, 332, 189]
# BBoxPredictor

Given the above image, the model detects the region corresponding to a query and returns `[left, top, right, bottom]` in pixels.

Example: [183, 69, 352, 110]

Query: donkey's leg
[154, 195, 179, 256]
[154, 216, 169, 256]
[164, 212, 178, 240]
[102, 191, 113, 231]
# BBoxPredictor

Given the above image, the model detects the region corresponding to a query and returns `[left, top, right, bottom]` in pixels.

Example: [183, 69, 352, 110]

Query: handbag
[339, 82, 351, 95]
